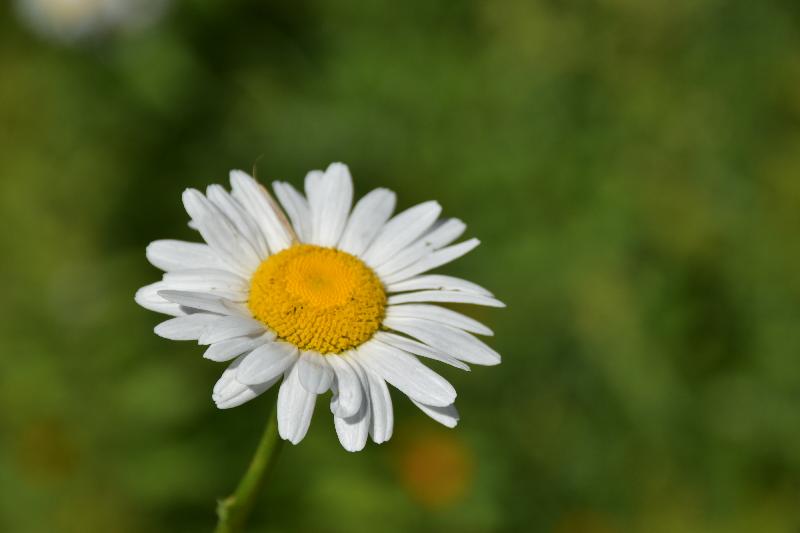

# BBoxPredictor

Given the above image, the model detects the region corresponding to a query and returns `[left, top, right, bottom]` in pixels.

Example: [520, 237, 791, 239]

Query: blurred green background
[2, 0, 800, 531]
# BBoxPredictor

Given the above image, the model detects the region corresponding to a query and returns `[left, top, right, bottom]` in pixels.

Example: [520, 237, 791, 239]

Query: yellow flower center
[248, 244, 386, 354]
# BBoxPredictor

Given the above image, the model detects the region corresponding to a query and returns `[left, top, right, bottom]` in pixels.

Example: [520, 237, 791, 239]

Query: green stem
[214, 404, 283, 533]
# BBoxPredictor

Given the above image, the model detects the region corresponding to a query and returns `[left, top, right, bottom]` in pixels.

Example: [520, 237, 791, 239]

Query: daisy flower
[15, 0, 167, 43]
[136, 163, 503, 451]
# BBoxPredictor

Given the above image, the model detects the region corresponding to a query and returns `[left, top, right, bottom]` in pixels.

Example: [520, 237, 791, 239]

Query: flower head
[136, 163, 503, 451]
[15, 0, 167, 43]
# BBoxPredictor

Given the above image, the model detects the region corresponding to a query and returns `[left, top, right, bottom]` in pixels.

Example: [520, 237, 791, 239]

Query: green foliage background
[2, 0, 800, 531]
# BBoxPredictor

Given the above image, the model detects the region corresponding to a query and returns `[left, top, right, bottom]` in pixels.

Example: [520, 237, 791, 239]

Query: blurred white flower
[15, 0, 167, 43]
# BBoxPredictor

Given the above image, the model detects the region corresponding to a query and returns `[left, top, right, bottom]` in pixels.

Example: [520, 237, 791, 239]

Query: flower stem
[214, 404, 283, 533]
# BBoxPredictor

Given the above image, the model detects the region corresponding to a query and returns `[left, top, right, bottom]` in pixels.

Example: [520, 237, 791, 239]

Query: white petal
[273, 181, 311, 242]
[386, 304, 493, 336]
[373, 331, 470, 371]
[213, 355, 246, 396]
[412, 401, 459, 428]
[422, 218, 465, 247]
[206, 184, 270, 259]
[161, 269, 249, 302]
[361, 201, 442, 266]
[365, 370, 393, 444]
[382, 238, 480, 285]
[163, 269, 248, 290]
[198, 315, 266, 345]
[387, 274, 493, 297]
[182, 189, 261, 275]
[335, 409, 370, 452]
[306, 162, 353, 246]
[237, 341, 299, 385]
[157, 290, 247, 316]
[374, 218, 465, 277]
[215, 379, 277, 409]
[333, 358, 371, 452]
[154, 313, 220, 340]
[146, 240, 223, 272]
[203, 332, 274, 362]
[230, 170, 294, 253]
[337, 188, 396, 257]
[353, 340, 456, 407]
[304, 169, 324, 197]
[135, 282, 184, 316]
[327, 354, 363, 418]
[213, 356, 278, 409]
[388, 290, 504, 308]
[297, 352, 334, 394]
[383, 316, 501, 366]
[277, 362, 317, 444]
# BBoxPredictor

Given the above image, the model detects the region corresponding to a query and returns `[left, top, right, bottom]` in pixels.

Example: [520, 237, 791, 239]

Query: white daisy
[15, 0, 167, 43]
[136, 163, 503, 451]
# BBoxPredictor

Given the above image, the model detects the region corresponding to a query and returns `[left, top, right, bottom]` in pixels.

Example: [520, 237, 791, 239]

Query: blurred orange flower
[395, 427, 474, 509]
